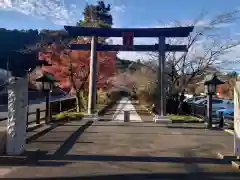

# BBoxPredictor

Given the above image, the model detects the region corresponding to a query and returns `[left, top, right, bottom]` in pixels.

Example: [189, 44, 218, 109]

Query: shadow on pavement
[32, 130, 228, 137]
[4, 172, 240, 180]
[102, 109, 116, 115]
[22, 153, 239, 179]
[37, 154, 229, 165]
[53, 121, 93, 157]
[0, 120, 94, 167]
[32, 140, 94, 144]
[26, 118, 88, 144]
[88, 123, 166, 127]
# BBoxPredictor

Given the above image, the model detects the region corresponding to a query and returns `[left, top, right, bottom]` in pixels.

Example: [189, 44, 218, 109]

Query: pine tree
[77, 1, 113, 28]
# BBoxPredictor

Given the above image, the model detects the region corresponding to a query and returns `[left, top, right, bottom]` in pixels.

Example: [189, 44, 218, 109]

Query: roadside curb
[202, 122, 234, 135]
[216, 152, 240, 170]
[140, 105, 154, 116]
[140, 105, 204, 124]
[26, 123, 58, 144]
[171, 120, 204, 123]
[224, 129, 234, 135]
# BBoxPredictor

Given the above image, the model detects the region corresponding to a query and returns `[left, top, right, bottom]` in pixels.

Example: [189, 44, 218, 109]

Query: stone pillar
[6, 76, 28, 155]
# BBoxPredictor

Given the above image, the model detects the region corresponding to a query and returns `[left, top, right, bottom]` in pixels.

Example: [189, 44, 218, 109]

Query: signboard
[122, 32, 134, 50]
[234, 81, 240, 156]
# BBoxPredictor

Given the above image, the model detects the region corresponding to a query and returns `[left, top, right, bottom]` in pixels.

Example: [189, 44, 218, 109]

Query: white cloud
[110, 4, 126, 28]
[111, 37, 158, 60]
[0, 0, 79, 25]
[114, 19, 237, 64]
[0, 0, 127, 27]
[112, 5, 126, 13]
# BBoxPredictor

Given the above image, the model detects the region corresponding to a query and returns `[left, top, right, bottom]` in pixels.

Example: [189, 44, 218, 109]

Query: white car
[194, 98, 232, 116]
[184, 96, 205, 104]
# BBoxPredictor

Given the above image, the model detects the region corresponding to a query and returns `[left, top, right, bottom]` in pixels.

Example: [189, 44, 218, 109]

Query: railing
[189, 103, 207, 119]
[166, 101, 208, 119]
[187, 103, 234, 129]
[165, 99, 234, 129]
[26, 97, 76, 127]
[0, 97, 76, 127]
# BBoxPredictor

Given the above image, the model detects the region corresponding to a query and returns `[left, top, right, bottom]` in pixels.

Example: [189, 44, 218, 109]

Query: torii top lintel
[64, 26, 194, 38]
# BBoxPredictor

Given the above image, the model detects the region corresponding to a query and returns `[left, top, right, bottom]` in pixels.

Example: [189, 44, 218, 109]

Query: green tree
[227, 71, 238, 79]
[77, 1, 113, 28]
[69, 1, 114, 112]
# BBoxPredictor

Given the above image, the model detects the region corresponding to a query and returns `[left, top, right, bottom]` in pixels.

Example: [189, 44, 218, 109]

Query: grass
[53, 111, 87, 120]
[52, 97, 113, 121]
[168, 114, 202, 122]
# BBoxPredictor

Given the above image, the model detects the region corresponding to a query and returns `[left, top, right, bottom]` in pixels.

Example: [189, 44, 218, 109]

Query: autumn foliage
[217, 79, 235, 99]
[38, 38, 118, 92]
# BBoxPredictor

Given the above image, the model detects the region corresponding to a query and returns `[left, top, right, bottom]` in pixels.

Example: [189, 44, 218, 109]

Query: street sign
[122, 32, 134, 50]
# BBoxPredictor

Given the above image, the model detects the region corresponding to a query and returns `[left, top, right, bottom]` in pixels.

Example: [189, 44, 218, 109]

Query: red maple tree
[38, 38, 118, 93]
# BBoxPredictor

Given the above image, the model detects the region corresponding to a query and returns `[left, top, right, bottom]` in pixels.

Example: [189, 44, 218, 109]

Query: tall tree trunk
[68, 60, 82, 112]
[77, 73, 90, 112]
[75, 89, 81, 112]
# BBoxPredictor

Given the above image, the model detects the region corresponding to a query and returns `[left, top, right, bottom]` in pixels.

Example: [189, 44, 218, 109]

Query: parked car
[194, 98, 233, 116]
[216, 101, 234, 117]
[216, 108, 234, 116]
[216, 105, 234, 128]
[184, 96, 205, 104]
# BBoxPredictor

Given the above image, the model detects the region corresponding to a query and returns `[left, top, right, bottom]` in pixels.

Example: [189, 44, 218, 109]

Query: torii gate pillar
[158, 36, 166, 117]
[88, 36, 98, 114]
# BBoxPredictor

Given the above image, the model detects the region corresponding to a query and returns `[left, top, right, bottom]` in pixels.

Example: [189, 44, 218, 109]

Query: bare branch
[141, 10, 240, 93]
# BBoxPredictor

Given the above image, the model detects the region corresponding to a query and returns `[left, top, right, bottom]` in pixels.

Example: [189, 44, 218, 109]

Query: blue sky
[1, 0, 240, 30]
[1, 0, 240, 71]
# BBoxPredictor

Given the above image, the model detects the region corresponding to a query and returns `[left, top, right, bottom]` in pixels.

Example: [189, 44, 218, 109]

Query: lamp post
[36, 72, 58, 124]
[204, 73, 224, 129]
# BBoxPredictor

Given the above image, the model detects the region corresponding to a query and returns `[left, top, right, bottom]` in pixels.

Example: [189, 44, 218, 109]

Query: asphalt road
[0, 95, 73, 123]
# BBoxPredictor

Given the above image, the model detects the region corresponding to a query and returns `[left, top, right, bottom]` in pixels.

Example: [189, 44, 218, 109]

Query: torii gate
[64, 26, 194, 121]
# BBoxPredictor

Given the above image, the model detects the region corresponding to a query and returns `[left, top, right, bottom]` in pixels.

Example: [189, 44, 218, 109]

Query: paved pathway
[112, 98, 142, 122]
[2, 120, 240, 179]
[133, 102, 154, 122]
[1, 100, 240, 179]
[98, 98, 151, 123]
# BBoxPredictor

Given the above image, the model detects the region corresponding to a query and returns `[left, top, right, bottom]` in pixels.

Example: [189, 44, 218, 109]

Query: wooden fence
[26, 97, 76, 126]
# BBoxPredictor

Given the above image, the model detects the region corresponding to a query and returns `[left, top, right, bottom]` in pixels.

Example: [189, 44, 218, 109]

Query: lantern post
[204, 73, 224, 129]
